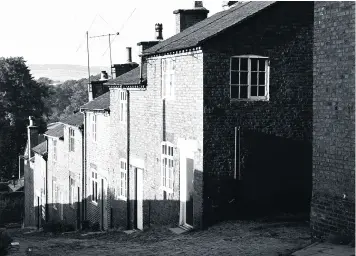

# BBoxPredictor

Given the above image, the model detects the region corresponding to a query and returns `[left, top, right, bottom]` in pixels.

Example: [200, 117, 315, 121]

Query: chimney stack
[99, 71, 109, 81]
[155, 23, 163, 40]
[174, 1, 209, 34]
[126, 47, 132, 63]
[27, 116, 38, 159]
[222, 1, 238, 10]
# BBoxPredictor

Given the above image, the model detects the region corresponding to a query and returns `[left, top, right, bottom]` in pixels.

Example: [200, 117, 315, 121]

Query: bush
[0, 228, 12, 254]
[91, 222, 100, 232]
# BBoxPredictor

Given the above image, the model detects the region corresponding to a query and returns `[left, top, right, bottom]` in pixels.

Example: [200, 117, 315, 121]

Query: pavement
[292, 242, 355, 256]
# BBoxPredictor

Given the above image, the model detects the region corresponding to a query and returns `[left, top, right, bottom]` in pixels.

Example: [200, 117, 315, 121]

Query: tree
[0, 57, 49, 180]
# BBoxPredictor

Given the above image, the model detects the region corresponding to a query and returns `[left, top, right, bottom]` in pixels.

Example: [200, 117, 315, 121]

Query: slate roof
[143, 1, 277, 56]
[106, 64, 147, 86]
[59, 112, 84, 127]
[32, 141, 47, 156]
[44, 123, 64, 139]
[80, 91, 110, 112]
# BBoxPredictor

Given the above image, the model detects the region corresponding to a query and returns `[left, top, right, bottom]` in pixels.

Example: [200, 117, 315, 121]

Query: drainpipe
[80, 121, 85, 226]
[45, 138, 49, 222]
[126, 90, 130, 230]
[83, 113, 87, 221]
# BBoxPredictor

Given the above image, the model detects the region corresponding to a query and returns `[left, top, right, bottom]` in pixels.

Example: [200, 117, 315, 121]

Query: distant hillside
[28, 64, 109, 82]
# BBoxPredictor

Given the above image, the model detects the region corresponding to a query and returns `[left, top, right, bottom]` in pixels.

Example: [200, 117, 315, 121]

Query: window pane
[240, 58, 248, 71]
[240, 86, 248, 99]
[240, 71, 248, 84]
[231, 71, 239, 84]
[259, 72, 266, 85]
[251, 72, 257, 85]
[231, 86, 239, 99]
[259, 60, 266, 71]
[258, 86, 266, 96]
[231, 58, 239, 70]
[251, 58, 258, 71]
[251, 86, 258, 96]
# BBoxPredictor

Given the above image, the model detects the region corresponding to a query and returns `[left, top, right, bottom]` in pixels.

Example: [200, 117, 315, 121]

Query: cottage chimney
[27, 116, 38, 159]
[155, 23, 163, 40]
[174, 1, 209, 34]
[126, 47, 133, 63]
[100, 71, 109, 81]
[222, 1, 238, 10]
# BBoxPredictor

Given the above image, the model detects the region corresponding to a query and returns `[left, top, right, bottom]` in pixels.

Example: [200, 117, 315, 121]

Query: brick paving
[6, 220, 312, 256]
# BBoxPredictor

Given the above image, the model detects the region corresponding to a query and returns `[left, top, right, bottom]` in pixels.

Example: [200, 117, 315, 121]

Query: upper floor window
[91, 114, 97, 142]
[119, 159, 127, 199]
[161, 142, 174, 192]
[53, 139, 57, 162]
[161, 58, 175, 99]
[230, 56, 270, 100]
[69, 128, 75, 152]
[120, 90, 127, 124]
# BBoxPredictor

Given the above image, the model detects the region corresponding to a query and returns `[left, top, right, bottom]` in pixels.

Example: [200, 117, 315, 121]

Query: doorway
[136, 168, 143, 230]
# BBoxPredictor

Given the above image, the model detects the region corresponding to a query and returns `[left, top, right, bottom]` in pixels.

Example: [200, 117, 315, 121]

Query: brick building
[23, 1, 355, 239]
[105, 1, 315, 230]
[24, 113, 84, 229]
[311, 1, 355, 239]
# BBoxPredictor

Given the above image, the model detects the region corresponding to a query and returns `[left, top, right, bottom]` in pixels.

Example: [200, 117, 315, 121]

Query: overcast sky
[0, 0, 223, 69]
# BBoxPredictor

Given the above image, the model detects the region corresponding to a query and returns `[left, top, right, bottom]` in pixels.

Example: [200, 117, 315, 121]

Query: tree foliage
[42, 75, 99, 123]
[0, 57, 50, 180]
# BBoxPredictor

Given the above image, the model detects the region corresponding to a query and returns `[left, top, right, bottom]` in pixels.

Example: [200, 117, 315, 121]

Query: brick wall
[312, 1, 355, 239]
[85, 112, 110, 229]
[47, 125, 83, 228]
[108, 50, 204, 229]
[202, 2, 314, 224]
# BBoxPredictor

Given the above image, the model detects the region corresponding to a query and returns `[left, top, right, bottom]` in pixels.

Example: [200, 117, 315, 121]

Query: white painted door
[136, 168, 143, 230]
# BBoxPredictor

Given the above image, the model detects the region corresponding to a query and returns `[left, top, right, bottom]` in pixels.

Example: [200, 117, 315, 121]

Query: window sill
[160, 186, 173, 194]
[90, 201, 98, 206]
[117, 196, 127, 201]
[230, 98, 269, 102]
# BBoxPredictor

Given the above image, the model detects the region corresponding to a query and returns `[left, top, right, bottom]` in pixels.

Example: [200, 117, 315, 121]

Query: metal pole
[109, 34, 113, 77]
[86, 31, 91, 83]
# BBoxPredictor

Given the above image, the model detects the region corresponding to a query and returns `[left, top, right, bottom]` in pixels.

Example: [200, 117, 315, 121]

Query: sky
[0, 0, 223, 69]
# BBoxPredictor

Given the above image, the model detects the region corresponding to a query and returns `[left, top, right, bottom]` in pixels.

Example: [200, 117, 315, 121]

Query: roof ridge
[147, 1, 252, 55]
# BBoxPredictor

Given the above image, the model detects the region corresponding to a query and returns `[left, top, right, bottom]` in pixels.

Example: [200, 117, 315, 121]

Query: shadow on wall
[205, 131, 312, 225]
[27, 195, 182, 231]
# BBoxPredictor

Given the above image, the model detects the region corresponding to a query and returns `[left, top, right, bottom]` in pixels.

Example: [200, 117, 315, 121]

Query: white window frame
[53, 139, 57, 163]
[91, 169, 98, 204]
[230, 55, 270, 101]
[161, 142, 174, 193]
[69, 127, 75, 152]
[161, 57, 175, 100]
[120, 90, 127, 124]
[69, 176, 75, 208]
[118, 159, 127, 200]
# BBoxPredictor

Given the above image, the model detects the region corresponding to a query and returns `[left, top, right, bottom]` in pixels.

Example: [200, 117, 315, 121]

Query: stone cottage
[105, 1, 315, 230]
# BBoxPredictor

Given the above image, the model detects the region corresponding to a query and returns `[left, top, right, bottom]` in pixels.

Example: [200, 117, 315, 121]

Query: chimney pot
[126, 47, 132, 63]
[194, 1, 203, 8]
[100, 71, 109, 81]
[29, 116, 34, 127]
[155, 23, 163, 40]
